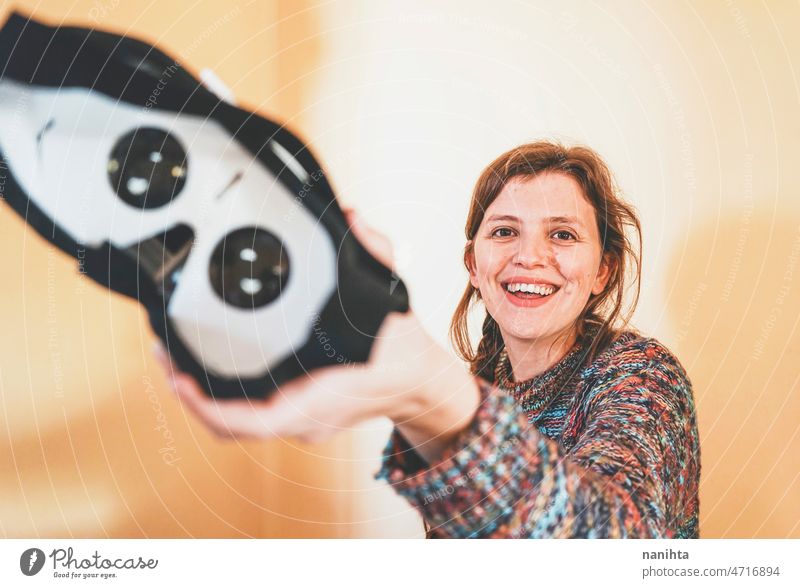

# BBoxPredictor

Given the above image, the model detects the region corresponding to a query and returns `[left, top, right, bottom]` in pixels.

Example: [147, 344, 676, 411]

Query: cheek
[553, 251, 597, 292]
[470, 244, 498, 285]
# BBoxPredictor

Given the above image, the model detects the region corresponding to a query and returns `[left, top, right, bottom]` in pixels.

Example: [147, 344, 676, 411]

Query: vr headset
[0, 12, 409, 398]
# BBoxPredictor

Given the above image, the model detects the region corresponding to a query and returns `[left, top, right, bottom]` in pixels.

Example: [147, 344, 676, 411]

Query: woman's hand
[153, 209, 480, 462]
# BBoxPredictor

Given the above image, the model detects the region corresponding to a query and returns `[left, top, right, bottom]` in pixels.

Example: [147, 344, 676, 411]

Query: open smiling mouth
[503, 282, 560, 300]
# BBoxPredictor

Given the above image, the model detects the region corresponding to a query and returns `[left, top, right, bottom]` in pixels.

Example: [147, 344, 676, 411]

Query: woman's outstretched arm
[153, 209, 482, 463]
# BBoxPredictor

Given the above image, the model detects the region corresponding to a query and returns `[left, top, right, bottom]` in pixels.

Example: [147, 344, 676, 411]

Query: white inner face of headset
[0, 80, 337, 378]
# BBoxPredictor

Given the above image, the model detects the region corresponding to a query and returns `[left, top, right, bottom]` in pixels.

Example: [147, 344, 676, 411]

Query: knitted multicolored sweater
[376, 329, 701, 538]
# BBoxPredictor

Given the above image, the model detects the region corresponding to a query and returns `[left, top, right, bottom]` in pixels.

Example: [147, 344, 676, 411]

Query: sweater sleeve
[375, 349, 700, 538]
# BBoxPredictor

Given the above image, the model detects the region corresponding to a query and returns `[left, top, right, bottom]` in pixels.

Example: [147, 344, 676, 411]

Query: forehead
[485, 172, 596, 226]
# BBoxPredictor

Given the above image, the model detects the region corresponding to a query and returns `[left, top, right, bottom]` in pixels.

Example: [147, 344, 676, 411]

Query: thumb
[343, 208, 395, 270]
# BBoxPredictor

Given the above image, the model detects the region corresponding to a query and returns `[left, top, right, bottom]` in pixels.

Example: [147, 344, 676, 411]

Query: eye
[553, 230, 576, 241]
[491, 227, 516, 238]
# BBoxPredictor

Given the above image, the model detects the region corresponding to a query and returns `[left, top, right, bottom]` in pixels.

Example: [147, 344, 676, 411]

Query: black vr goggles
[0, 12, 409, 398]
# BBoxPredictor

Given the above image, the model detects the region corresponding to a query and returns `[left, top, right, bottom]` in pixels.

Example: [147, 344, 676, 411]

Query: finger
[155, 343, 331, 440]
[152, 341, 188, 384]
[342, 207, 395, 267]
[268, 366, 384, 440]
[347, 213, 395, 269]
[171, 375, 275, 439]
[152, 341, 170, 371]
[251, 377, 331, 439]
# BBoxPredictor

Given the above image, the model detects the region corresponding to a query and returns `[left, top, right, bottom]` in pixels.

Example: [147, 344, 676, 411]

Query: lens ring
[209, 227, 290, 309]
[108, 127, 188, 209]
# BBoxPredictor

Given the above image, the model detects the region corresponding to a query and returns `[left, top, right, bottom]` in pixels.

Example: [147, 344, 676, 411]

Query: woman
[155, 141, 701, 539]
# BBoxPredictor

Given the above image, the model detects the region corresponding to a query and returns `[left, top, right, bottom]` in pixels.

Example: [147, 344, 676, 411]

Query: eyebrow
[486, 214, 584, 227]
[485, 214, 521, 223]
[548, 215, 583, 227]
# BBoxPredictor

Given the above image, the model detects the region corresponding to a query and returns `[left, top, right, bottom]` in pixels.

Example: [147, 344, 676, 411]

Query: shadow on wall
[665, 208, 800, 539]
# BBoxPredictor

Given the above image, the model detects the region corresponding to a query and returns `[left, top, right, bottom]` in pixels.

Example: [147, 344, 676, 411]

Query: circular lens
[108, 127, 188, 209]
[209, 227, 290, 309]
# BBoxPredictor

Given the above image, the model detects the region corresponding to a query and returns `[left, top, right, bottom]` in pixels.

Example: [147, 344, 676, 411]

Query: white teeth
[505, 283, 556, 295]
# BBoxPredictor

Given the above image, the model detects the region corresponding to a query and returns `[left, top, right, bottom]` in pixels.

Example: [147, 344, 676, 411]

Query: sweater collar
[494, 329, 594, 421]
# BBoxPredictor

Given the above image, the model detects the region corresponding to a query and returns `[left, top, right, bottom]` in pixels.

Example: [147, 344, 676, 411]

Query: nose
[513, 233, 552, 268]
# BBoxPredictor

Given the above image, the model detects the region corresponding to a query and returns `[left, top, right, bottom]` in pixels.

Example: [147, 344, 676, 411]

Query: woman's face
[467, 172, 611, 350]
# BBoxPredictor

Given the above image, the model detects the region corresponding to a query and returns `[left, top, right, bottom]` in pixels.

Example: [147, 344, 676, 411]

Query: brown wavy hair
[449, 141, 643, 381]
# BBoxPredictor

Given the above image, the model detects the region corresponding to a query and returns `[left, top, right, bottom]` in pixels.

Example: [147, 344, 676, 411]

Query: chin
[499, 319, 575, 346]
[499, 323, 550, 342]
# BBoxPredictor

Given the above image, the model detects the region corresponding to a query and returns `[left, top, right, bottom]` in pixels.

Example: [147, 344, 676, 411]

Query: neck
[502, 328, 577, 382]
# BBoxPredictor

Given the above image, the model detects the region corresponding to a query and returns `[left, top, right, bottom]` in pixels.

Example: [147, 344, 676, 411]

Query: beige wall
[1, 0, 797, 538]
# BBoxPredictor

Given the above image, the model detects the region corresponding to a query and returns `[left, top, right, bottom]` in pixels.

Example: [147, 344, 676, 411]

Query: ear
[591, 253, 614, 296]
[464, 242, 479, 289]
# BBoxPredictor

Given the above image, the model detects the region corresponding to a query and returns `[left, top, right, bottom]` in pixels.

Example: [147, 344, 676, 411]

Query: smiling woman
[158, 141, 701, 539]
[379, 142, 700, 538]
